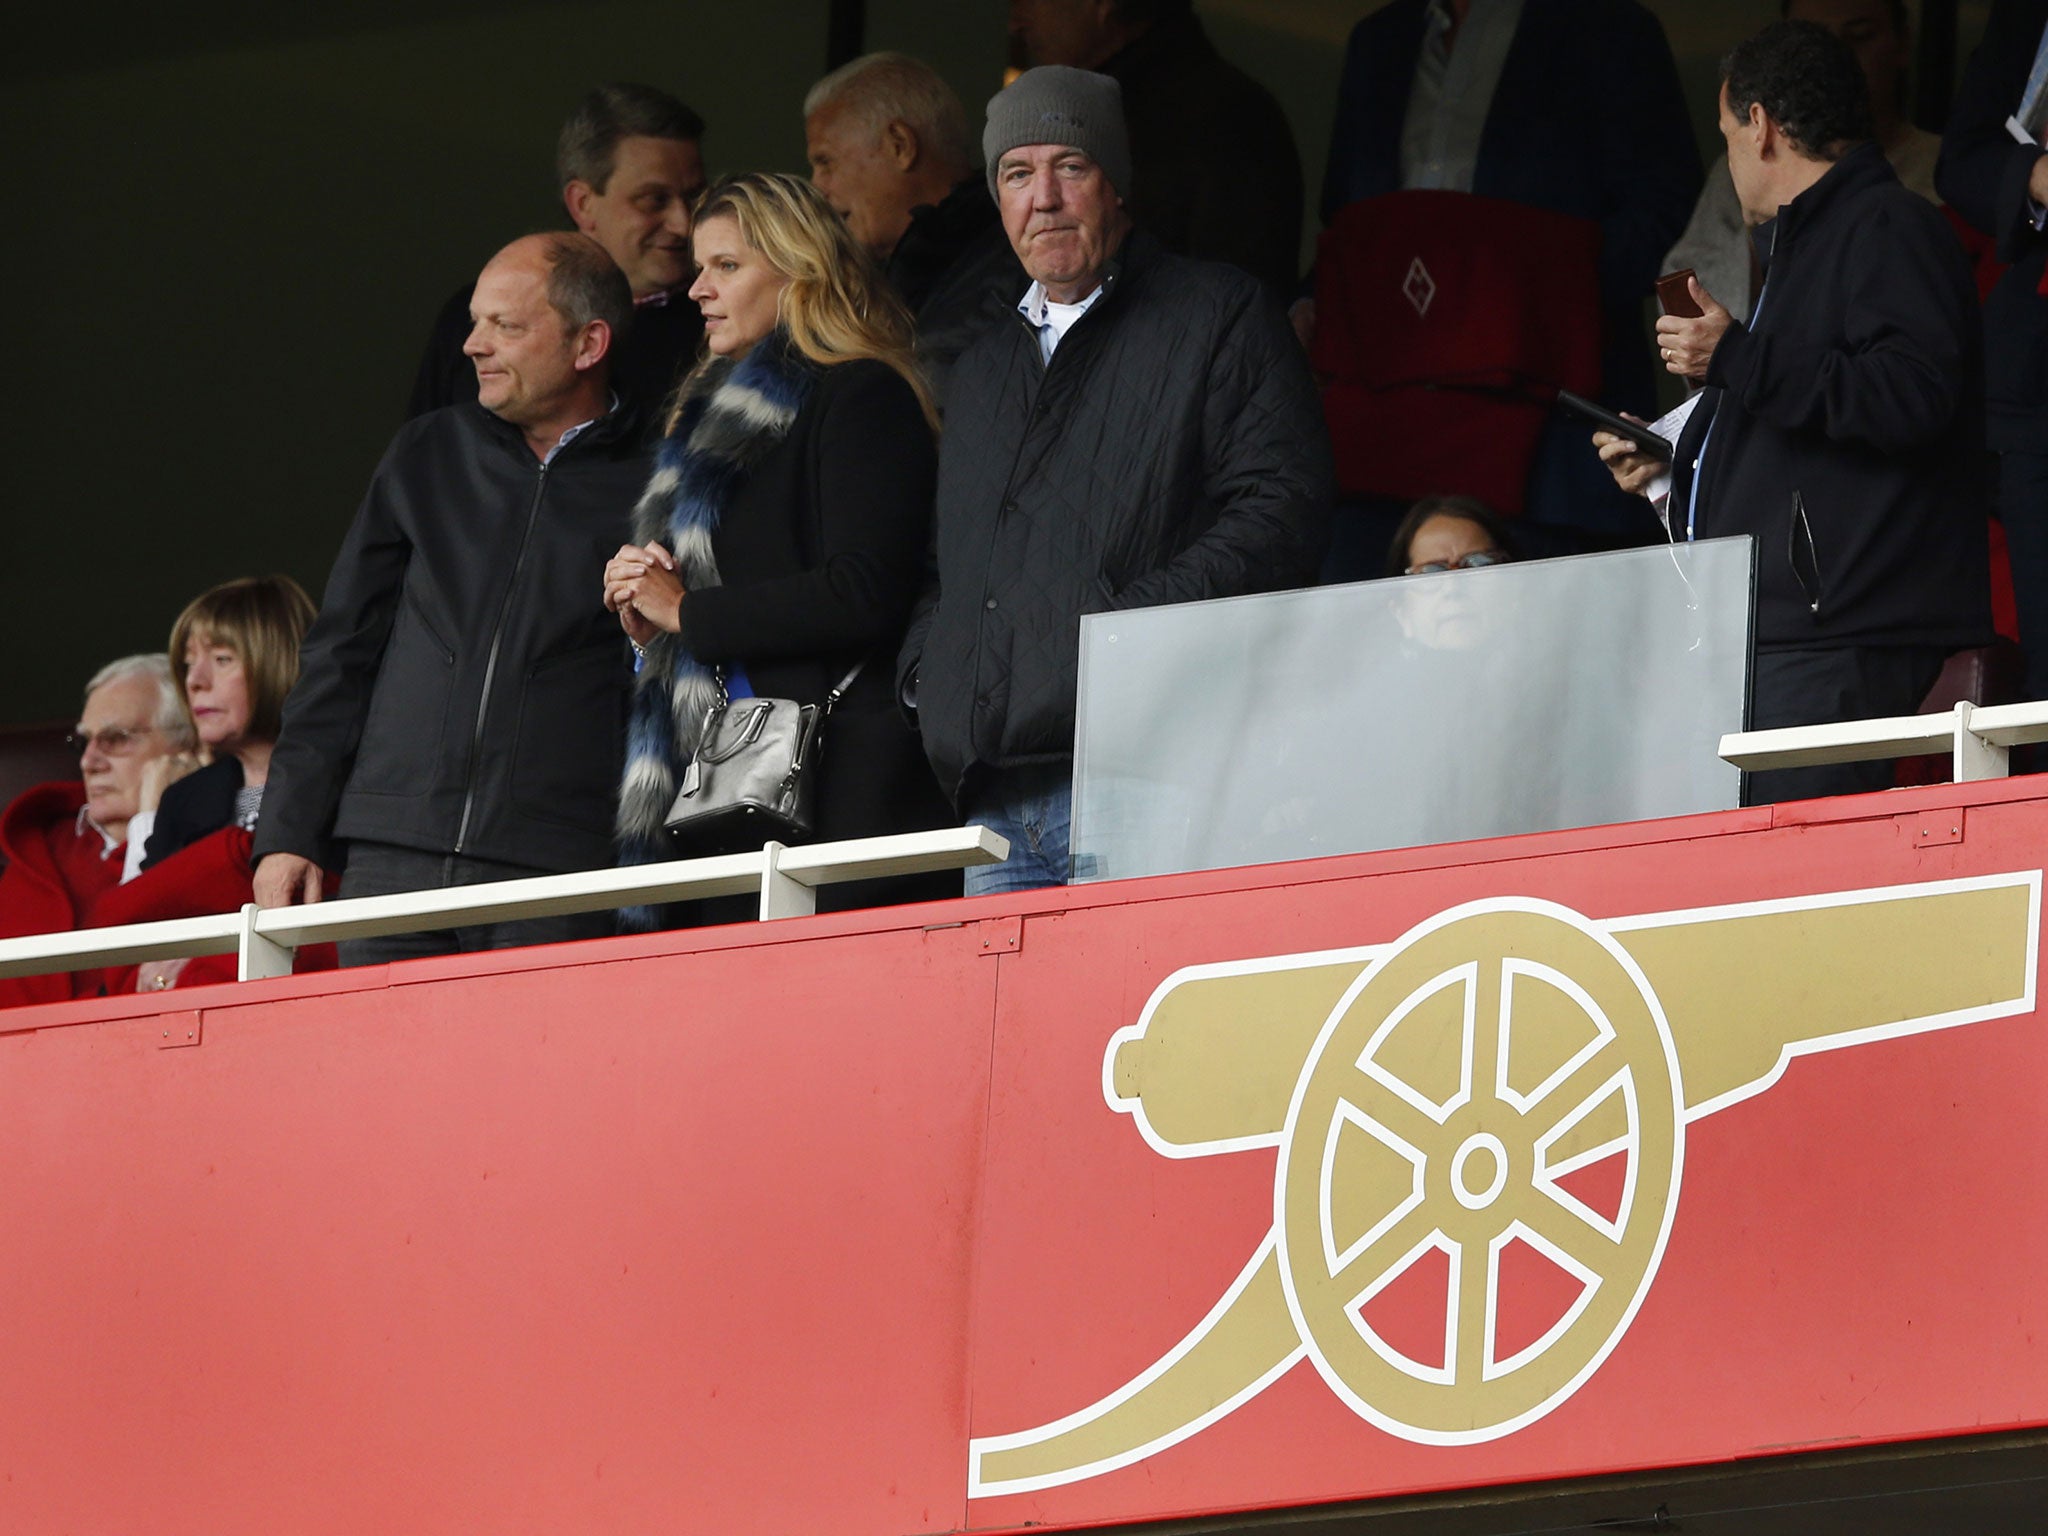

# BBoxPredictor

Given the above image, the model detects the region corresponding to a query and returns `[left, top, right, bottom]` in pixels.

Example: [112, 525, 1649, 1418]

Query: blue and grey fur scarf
[616, 332, 816, 901]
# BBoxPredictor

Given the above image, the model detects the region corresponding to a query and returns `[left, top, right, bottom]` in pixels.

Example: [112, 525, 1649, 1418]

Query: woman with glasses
[1386, 495, 1517, 577]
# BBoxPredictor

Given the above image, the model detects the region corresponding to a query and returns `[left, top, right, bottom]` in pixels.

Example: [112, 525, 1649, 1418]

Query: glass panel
[1071, 537, 1753, 882]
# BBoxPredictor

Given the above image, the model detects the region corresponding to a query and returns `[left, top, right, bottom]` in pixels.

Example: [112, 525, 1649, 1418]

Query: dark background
[0, 0, 1989, 724]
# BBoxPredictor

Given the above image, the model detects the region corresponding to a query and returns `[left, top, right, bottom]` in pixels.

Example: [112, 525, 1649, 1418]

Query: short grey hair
[805, 52, 975, 177]
[84, 653, 196, 749]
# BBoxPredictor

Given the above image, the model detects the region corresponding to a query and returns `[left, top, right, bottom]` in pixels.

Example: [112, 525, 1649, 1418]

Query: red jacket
[88, 826, 338, 992]
[0, 782, 123, 1009]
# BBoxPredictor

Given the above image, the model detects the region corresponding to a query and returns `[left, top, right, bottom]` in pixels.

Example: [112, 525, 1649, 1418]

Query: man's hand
[2031, 153, 2048, 211]
[602, 541, 685, 641]
[1288, 296, 1315, 352]
[1654, 276, 1733, 382]
[138, 749, 205, 814]
[253, 852, 323, 909]
[1593, 419, 1665, 498]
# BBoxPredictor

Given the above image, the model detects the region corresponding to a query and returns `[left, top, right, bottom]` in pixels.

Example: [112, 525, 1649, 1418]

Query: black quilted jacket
[900, 230, 1333, 806]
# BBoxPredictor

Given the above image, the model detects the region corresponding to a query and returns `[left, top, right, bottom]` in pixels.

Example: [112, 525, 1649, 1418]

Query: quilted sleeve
[1112, 290, 1334, 611]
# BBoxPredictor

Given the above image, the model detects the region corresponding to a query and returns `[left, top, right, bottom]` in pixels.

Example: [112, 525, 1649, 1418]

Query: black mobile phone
[1555, 389, 1673, 461]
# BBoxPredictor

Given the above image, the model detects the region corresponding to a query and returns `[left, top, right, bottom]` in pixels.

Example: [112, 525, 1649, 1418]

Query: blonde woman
[602, 171, 953, 917]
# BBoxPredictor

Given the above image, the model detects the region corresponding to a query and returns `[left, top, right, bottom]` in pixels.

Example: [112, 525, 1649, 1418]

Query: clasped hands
[603, 541, 686, 646]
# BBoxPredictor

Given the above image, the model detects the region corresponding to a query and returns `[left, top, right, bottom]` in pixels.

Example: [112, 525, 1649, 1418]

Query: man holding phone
[1595, 21, 1988, 805]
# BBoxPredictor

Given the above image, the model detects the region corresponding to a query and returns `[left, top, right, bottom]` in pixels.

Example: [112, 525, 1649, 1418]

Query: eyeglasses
[67, 725, 162, 756]
[1405, 549, 1510, 576]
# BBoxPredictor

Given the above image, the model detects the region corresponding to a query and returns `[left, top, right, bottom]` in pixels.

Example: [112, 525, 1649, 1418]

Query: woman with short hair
[602, 172, 953, 919]
[90, 574, 327, 991]
[132, 573, 318, 874]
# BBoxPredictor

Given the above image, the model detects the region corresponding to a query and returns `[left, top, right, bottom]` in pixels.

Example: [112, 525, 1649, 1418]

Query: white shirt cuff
[121, 810, 156, 883]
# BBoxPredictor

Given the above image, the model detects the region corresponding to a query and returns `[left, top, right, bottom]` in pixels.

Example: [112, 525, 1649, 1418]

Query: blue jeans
[962, 766, 1073, 896]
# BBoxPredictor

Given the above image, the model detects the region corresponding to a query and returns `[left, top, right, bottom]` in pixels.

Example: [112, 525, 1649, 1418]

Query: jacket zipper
[454, 461, 550, 854]
[1789, 488, 1822, 618]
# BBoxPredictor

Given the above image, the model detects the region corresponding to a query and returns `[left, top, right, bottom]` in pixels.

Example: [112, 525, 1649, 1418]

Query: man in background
[1939, 0, 2048, 719]
[0, 656, 188, 1008]
[409, 83, 708, 418]
[1303, 0, 1696, 568]
[806, 52, 1024, 403]
[1009, 0, 1302, 296]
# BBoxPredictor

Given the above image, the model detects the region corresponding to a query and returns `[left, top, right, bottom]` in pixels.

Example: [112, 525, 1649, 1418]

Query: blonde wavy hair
[674, 171, 937, 432]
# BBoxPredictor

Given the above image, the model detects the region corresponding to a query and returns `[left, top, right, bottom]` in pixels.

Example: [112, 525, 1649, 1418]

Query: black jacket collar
[1098, 9, 1215, 82]
[889, 178, 1004, 310]
[1770, 140, 1894, 255]
[468, 393, 644, 458]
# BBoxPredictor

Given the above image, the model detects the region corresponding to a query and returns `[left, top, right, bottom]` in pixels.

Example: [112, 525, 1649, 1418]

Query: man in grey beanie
[899, 65, 1334, 894]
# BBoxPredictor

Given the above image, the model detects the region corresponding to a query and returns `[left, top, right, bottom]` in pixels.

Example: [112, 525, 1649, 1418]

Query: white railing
[0, 827, 1009, 986]
[1720, 700, 2048, 783]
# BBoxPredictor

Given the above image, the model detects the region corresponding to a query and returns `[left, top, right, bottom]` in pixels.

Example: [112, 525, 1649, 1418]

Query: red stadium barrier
[2, 777, 2046, 1533]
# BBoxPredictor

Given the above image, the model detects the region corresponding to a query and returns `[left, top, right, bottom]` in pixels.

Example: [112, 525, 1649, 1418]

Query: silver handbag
[662, 662, 863, 852]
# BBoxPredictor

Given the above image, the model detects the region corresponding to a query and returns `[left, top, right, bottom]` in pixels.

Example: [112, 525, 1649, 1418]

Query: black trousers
[1743, 644, 1949, 806]
[2000, 450, 2048, 709]
[335, 841, 612, 968]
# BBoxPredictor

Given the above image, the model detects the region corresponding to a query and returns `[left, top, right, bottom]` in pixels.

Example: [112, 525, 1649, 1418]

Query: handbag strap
[710, 659, 865, 711]
[823, 659, 864, 712]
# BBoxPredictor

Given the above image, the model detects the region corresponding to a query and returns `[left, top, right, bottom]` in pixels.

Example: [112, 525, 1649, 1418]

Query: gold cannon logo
[968, 873, 2040, 1497]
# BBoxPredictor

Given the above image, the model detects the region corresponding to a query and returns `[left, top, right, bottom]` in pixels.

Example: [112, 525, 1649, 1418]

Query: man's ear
[882, 119, 919, 172]
[573, 318, 612, 374]
[563, 179, 601, 234]
[1747, 101, 1775, 159]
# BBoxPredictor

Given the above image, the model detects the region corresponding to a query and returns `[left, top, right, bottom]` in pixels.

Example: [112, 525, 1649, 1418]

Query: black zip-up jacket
[253, 401, 648, 874]
[1935, 0, 2048, 452]
[899, 231, 1333, 807]
[1673, 143, 1990, 652]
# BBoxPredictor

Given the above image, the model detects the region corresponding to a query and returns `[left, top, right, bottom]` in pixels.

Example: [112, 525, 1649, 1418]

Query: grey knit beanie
[982, 66, 1131, 201]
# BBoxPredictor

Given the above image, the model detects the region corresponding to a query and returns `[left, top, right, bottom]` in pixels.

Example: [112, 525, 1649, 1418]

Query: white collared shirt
[541, 391, 621, 466]
[1017, 280, 1105, 364]
[1400, 0, 1526, 192]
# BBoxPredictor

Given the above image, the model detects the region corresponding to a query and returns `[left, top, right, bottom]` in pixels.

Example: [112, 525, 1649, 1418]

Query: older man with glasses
[0, 654, 192, 1009]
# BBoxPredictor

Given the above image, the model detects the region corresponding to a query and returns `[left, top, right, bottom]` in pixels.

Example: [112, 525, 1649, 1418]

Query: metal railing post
[1952, 702, 2011, 783]
[237, 902, 296, 981]
[757, 842, 817, 920]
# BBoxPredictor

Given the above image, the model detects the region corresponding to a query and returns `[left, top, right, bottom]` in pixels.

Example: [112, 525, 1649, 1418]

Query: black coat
[1099, 11, 1304, 298]
[1935, 0, 2048, 450]
[254, 402, 648, 873]
[1675, 144, 1990, 653]
[406, 282, 703, 423]
[677, 359, 953, 863]
[901, 231, 1333, 806]
[142, 757, 244, 871]
[885, 179, 1027, 410]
